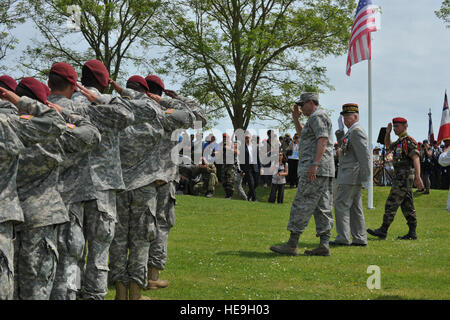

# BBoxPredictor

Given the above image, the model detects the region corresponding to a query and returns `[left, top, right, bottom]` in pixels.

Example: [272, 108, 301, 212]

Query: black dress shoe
[329, 241, 350, 246]
[351, 242, 367, 246]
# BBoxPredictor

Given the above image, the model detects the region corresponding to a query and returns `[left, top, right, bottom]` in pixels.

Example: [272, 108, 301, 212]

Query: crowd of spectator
[176, 131, 450, 200]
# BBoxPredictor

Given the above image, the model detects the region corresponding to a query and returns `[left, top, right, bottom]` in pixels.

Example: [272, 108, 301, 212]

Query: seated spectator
[191, 157, 218, 198]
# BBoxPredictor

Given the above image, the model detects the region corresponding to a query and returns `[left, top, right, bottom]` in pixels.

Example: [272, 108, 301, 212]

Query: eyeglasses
[299, 100, 310, 107]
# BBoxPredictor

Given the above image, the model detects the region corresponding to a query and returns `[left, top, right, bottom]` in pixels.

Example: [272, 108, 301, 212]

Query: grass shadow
[374, 295, 408, 300]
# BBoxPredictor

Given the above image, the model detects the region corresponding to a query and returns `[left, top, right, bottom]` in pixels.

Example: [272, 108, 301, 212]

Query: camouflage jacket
[157, 94, 207, 183]
[16, 99, 101, 230]
[388, 133, 419, 174]
[117, 88, 195, 190]
[63, 88, 135, 204]
[0, 97, 67, 225]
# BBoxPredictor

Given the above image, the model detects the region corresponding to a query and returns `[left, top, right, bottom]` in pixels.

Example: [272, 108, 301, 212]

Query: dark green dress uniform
[368, 125, 420, 240]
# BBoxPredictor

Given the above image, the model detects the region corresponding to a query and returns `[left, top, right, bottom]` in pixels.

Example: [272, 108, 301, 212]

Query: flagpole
[368, 58, 374, 210]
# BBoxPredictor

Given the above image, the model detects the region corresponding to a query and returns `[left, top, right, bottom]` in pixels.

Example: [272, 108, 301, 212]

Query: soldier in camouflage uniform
[191, 160, 219, 197]
[144, 75, 207, 291]
[270, 92, 335, 256]
[107, 76, 196, 299]
[12, 76, 100, 300]
[51, 60, 135, 300]
[367, 117, 423, 240]
[0, 83, 67, 300]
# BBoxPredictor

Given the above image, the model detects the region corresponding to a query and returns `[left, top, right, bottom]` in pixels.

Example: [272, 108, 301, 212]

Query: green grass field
[106, 184, 450, 300]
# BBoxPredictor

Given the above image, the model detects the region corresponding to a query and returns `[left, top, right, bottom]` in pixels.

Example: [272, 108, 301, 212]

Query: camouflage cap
[295, 92, 319, 105]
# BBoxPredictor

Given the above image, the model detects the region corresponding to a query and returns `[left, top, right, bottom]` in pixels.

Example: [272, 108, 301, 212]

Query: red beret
[84, 59, 109, 87]
[50, 62, 78, 85]
[0, 75, 18, 91]
[19, 77, 49, 104]
[127, 75, 149, 91]
[145, 75, 165, 90]
[392, 117, 407, 124]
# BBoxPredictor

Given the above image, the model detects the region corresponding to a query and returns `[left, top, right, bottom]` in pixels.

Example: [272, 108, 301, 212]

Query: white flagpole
[368, 58, 374, 209]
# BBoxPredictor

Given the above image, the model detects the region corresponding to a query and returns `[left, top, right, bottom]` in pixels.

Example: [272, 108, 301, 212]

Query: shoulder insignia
[165, 108, 175, 114]
[20, 114, 33, 120]
[407, 136, 418, 145]
[122, 96, 131, 100]
[66, 123, 76, 129]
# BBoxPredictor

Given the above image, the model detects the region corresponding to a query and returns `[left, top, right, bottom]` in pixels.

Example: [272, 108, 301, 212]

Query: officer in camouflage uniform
[11, 75, 101, 300]
[0, 84, 67, 300]
[367, 117, 424, 240]
[145, 75, 207, 291]
[62, 60, 135, 300]
[107, 76, 196, 299]
[270, 92, 334, 256]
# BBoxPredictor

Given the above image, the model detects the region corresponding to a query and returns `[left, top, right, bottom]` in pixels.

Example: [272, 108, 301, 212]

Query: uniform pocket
[66, 214, 85, 259]
[38, 237, 58, 282]
[94, 212, 115, 243]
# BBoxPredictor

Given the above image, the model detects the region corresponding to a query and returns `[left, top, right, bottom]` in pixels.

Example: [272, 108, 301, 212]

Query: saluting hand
[109, 78, 123, 94]
[47, 101, 63, 113]
[164, 89, 178, 99]
[146, 92, 162, 104]
[386, 122, 392, 134]
[292, 104, 302, 119]
[77, 83, 99, 103]
[0, 87, 20, 105]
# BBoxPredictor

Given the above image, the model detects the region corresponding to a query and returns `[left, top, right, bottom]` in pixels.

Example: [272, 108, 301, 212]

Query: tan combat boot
[129, 281, 151, 300]
[147, 266, 169, 290]
[303, 244, 330, 256]
[115, 281, 128, 300]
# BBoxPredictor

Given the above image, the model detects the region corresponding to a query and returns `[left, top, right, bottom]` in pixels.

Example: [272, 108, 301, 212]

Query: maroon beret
[50, 62, 78, 85]
[19, 77, 49, 104]
[145, 75, 165, 90]
[127, 75, 149, 91]
[84, 59, 109, 87]
[392, 117, 407, 124]
[0, 75, 18, 91]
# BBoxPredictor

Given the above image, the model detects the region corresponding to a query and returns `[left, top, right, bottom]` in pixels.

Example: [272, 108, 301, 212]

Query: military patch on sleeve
[20, 114, 33, 120]
[165, 108, 175, 114]
[66, 123, 76, 129]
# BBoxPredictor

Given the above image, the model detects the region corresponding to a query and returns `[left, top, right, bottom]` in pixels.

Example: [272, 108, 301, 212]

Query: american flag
[346, 0, 379, 76]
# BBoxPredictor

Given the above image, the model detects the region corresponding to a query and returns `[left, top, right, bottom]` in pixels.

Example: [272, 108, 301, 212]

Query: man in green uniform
[367, 117, 424, 240]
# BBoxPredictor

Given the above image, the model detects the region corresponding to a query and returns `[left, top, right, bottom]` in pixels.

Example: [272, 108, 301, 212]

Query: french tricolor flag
[437, 90, 450, 145]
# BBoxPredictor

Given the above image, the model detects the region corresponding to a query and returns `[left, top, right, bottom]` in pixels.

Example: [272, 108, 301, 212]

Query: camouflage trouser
[50, 207, 84, 300]
[108, 184, 157, 288]
[287, 176, 334, 241]
[383, 174, 417, 226]
[193, 173, 218, 195]
[148, 182, 176, 271]
[221, 165, 235, 197]
[234, 172, 247, 200]
[0, 222, 14, 300]
[14, 225, 58, 300]
[51, 193, 116, 300]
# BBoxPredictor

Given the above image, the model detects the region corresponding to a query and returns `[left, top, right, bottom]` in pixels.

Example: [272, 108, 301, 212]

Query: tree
[0, 0, 25, 70]
[436, 0, 450, 28]
[153, 0, 356, 131]
[18, 0, 161, 81]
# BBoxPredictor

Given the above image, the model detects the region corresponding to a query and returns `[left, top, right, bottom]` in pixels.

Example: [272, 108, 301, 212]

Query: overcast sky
[3, 0, 449, 146]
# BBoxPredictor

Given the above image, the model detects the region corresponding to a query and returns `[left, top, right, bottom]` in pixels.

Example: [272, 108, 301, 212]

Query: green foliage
[18, 0, 162, 82]
[106, 185, 450, 300]
[0, 0, 26, 68]
[436, 0, 450, 28]
[154, 0, 357, 130]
